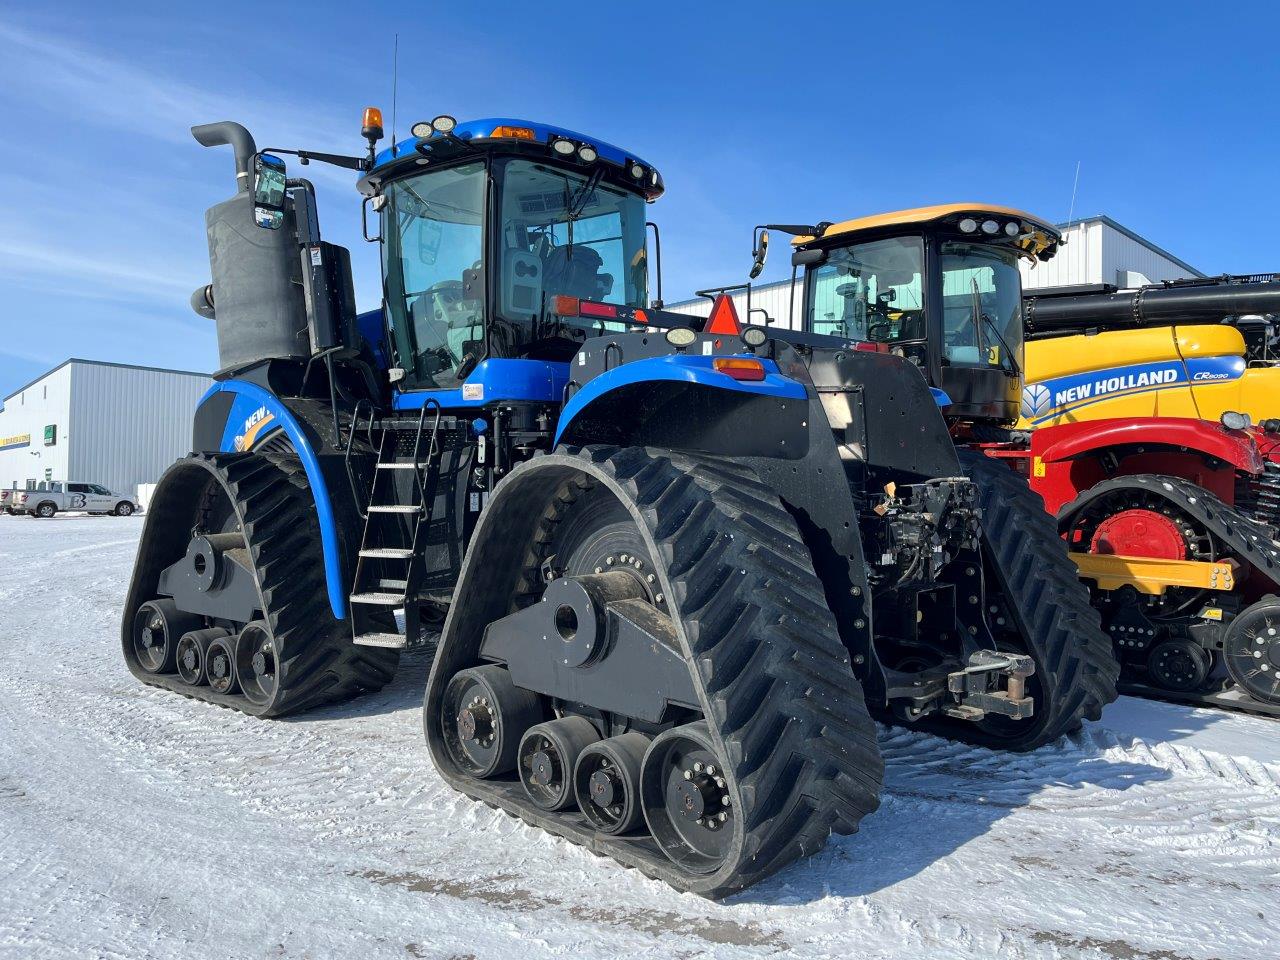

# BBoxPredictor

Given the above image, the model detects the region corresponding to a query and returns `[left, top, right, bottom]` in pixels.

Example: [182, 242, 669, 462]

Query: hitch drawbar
[944, 650, 1036, 721]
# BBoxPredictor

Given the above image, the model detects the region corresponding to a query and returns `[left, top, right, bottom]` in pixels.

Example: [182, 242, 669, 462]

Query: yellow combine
[760, 209, 1280, 713]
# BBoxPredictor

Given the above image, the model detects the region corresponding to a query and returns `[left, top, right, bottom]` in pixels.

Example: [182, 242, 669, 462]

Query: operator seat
[541, 244, 612, 301]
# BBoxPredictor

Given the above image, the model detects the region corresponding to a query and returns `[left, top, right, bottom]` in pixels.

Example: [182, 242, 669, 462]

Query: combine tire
[947, 450, 1120, 750]
[424, 446, 883, 898]
[121, 453, 398, 717]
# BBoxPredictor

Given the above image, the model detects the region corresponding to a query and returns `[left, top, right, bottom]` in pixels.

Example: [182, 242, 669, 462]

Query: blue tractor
[122, 110, 1116, 897]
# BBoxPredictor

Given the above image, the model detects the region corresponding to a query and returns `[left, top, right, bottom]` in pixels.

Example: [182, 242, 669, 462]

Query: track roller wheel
[1223, 597, 1280, 704]
[131, 599, 199, 675]
[206, 635, 239, 695]
[641, 722, 735, 873]
[441, 665, 541, 778]
[574, 732, 650, 835]
[518, 717, 600, 811]
[1147, 639, 1212, 692]
[175, 628, 229, 685]
[235, 621, 280, 707]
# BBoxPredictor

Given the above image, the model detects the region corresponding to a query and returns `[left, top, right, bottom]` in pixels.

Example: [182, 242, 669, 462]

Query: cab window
[939, 243, 1022, 370]
[382, 161, 487, 388]
[805, 237, 924, 343]
[493, 159, 648, 357]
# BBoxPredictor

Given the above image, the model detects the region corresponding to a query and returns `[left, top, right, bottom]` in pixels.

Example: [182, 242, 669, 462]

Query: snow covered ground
[2, 515, 1278, 960]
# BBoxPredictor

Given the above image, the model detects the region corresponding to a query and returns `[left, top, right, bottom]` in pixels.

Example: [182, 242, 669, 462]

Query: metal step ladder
[348, 400, 442, 650]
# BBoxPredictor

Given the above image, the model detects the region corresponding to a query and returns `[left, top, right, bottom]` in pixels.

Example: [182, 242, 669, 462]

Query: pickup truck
[12, 481, 138, 518]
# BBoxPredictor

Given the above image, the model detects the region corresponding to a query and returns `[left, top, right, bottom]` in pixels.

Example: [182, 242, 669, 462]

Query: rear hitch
[944, 649, 1035, 721]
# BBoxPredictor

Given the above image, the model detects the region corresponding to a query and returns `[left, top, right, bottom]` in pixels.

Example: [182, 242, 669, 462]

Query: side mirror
[749, 228, 770, 279]
[252, 153, 288, 229]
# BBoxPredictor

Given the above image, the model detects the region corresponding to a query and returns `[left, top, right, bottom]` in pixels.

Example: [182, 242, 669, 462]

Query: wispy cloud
[0, 20, 360, 191]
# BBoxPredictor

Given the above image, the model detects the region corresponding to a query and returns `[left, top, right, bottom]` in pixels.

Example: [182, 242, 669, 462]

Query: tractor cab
[358, 118, 663, 408]
[782, 205, 1062, 422]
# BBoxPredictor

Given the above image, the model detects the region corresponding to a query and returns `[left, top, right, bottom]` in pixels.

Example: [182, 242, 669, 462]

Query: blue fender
[198, 380, 347, 620]
[553, 354, 807, 447]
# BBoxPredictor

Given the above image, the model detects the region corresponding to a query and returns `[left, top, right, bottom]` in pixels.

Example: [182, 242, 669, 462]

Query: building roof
[1059, 215, 1204, 278]
[3, 358, 211, 404]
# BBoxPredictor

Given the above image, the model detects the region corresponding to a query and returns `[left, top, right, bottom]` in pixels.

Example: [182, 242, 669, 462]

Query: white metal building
[0, 360, 212, 497]
[665, 214, 1203, 328]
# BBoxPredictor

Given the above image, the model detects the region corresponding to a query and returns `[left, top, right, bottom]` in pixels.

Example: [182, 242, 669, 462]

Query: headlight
[551, 138, 576, 156]
[431, 115, 457, 134]
[629, 162, 644, 179]
[981, 219, 999, 235]
[410, 121, 433, 138]
[959, 218, 978, 233]
[577, 144, 599, 163]
[741, 325, 768, 348]
[1005, 221, 1020, 236]
[665, 327, 697, 349]
[1221, 410, 1252, 431]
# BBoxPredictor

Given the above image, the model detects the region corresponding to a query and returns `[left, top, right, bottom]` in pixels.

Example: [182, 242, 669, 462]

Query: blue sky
[2, 1, 1278, 400]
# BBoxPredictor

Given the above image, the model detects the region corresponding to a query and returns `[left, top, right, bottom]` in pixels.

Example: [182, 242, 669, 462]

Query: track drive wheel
[1223, 596, 1280, 704]
[954, 450, 1120, 750]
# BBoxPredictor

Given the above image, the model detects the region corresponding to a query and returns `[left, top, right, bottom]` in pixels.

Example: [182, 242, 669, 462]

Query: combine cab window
[382, 162, 487, 388]
[493, 159, 648, 360]
[940, 243, 1022, 371]
[805, 237, 924, 343]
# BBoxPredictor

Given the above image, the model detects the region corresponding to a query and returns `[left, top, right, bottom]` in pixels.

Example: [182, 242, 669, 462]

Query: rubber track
[950, 450, 1120, 749]
[1059, 474, 1280, 588]
[425, 445, 883, 898]
[123, 453, 399, 717]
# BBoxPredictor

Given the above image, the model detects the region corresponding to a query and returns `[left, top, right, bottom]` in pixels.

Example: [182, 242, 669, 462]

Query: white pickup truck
[11, 481, 138, 518]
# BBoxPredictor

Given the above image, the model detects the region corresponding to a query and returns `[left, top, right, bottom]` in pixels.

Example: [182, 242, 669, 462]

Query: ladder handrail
[344, 399, 378, 522]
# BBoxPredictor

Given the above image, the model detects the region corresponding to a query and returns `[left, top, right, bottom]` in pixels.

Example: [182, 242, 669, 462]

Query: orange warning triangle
[705, 294, 741, 335]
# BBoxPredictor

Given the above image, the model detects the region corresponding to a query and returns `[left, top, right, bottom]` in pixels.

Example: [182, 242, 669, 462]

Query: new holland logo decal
[234, 405, 276, 451]
[1023, 356, 1244, 424]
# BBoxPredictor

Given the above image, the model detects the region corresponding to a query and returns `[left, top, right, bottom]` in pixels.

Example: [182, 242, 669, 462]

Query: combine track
[2, 517, 1278, 960]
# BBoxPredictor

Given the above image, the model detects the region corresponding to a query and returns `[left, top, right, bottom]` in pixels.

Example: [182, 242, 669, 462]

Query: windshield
[493, 159, 648, 358]
[382, 161, 486, 388]
[940, 242, 1022, 371]
[804, 236, 925, 343]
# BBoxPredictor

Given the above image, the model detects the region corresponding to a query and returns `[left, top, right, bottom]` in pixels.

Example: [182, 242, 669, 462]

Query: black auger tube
[1025, 280, 1280, 338]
